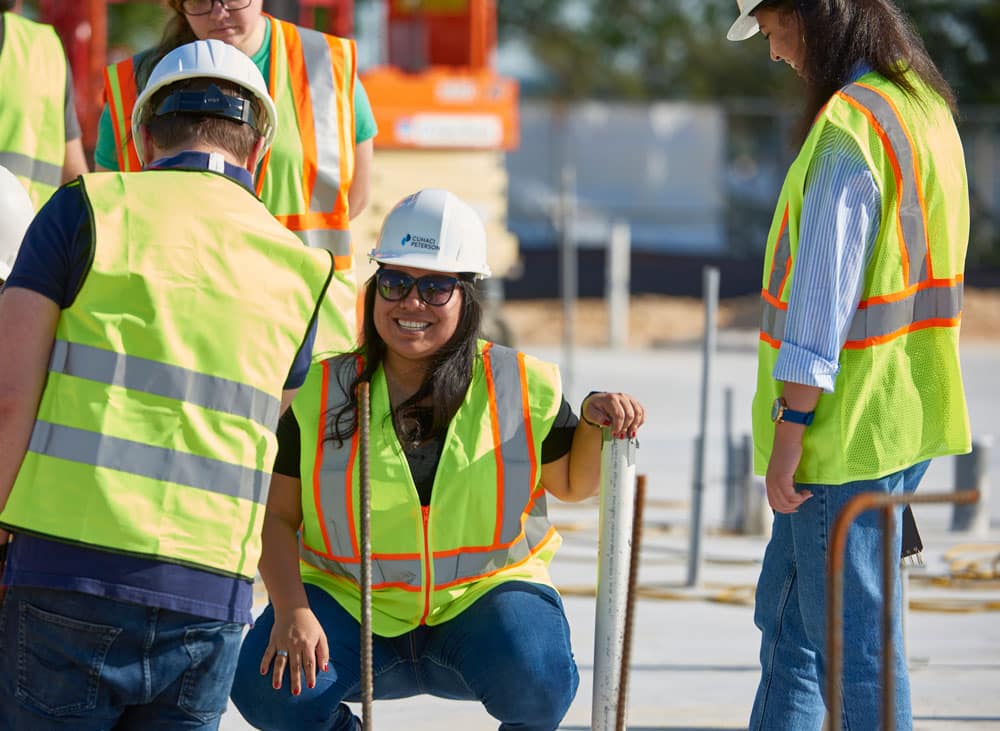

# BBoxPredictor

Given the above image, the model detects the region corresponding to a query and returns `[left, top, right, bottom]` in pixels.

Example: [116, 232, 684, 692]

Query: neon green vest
[104, 16, 358, 359]
[753, 71, 971, 484]
[0, 171, 333, 579]
[0, 13, 66, 208]
[295, 342, 563, 636]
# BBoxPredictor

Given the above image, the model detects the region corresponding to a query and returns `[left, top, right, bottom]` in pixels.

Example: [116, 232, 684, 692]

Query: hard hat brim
[370, 250, 491, 279]
[727, 14, 760, 41]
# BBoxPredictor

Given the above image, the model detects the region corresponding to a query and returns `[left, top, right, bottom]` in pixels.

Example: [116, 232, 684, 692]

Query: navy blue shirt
[3, 152, 319, 624]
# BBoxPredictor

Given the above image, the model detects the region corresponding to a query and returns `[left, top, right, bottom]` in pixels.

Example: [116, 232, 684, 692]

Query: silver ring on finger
[276, 649, 289, 658]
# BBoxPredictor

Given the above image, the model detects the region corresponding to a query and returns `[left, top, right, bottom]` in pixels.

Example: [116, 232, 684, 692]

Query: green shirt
[95, 17, 377, 170]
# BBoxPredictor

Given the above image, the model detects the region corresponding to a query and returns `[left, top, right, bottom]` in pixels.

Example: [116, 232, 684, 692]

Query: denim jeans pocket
[178, 621, 243, 723]
[16, 599, 121, 716]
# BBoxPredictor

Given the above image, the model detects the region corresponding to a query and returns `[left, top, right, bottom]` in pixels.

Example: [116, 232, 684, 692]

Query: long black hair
[758, 0, 957, 142]
[325, 269, 483, 448]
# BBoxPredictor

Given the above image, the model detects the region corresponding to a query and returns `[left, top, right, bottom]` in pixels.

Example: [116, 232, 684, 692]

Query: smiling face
[755, 7, 806, 77]
[373, 265, 464, 371]
[182, 0, 267, 57]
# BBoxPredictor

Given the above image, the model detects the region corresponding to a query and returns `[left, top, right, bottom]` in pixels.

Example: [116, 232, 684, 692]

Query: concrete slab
[221, 339, 1000, 729]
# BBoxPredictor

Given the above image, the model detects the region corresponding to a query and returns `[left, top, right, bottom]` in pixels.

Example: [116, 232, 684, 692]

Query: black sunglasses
[375, 269, 462, 306]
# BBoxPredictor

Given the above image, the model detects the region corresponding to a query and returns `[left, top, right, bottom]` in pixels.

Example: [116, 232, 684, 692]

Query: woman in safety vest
[97, 0, 376, 358]
[229, 188, 647, 731]
[727, 1, 970, 728]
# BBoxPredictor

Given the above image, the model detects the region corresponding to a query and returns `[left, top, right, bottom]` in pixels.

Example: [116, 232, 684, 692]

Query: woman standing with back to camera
[727, 1, 970, 728]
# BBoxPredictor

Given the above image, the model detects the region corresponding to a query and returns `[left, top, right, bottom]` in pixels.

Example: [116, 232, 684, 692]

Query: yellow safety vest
[753, 70, 971, 484]
[104, 15, 358, 358]
[0, 12, 66, 208]
[0, 170, 333, 579]
[295, 342, 563, 636]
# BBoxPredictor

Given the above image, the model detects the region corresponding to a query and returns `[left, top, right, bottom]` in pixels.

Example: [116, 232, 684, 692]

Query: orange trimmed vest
[294, 342, 563, 637]
[104, 15, 358, 358]
[753, 71, 971, 484]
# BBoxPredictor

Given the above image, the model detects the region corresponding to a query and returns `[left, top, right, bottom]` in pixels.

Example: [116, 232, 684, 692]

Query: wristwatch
[771, 397, 815, 426]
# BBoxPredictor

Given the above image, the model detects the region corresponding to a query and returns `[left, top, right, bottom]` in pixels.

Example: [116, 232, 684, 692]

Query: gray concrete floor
[222, 336, 1000, 729]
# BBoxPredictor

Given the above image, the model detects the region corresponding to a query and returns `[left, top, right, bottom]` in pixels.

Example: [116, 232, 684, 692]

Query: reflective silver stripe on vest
[434, 492, 553, 584]
[845, 283, 963, 343]
[485, 346, 534, 544]
[27, 420, 270, 503]
[760, 282, 962, 344]
[48, 340, 281, 430]
[840, 83, 929, 285]
[301, 550, 423, 588]
[294, 227, 352, 257]
[767, 211, 791, 299]
[0, 150, 61, 187]
[297, 26, 343, 216]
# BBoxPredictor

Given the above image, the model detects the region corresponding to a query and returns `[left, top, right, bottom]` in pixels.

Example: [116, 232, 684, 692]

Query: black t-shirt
[274, 397, 579, 506]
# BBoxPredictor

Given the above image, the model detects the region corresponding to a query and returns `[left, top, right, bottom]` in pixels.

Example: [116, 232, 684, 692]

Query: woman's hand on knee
[261, 606, 330, 696]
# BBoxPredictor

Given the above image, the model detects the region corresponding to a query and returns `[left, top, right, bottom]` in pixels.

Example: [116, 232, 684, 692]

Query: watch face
[771, 398, 783, 423]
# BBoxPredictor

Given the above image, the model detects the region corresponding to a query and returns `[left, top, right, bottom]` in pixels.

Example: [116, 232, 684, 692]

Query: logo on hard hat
[401, 233, 439, 251]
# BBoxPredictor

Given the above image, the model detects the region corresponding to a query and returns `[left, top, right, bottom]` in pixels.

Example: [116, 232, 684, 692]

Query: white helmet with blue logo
[369, 188, 491, 279]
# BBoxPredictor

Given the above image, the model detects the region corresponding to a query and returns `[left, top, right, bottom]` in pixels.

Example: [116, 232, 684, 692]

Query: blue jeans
[231, 581, 579, 731]
[0, 586, 243, 730]
[749, 460, 930, 731]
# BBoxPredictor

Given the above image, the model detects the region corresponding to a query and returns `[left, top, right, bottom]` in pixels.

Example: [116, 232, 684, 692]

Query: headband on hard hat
[132, 39, 277, 165]
[369, 189, 492, 279]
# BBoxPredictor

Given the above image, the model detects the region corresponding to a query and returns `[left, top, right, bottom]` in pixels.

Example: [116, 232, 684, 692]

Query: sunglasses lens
[376, 270, 414, 301]
[417, 276, 458, 305]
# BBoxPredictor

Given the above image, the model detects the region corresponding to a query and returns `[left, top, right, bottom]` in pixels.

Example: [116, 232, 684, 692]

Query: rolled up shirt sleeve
[773, 125, 881, 393]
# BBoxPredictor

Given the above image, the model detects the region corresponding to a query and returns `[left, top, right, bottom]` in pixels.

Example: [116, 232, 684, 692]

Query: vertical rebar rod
[826, 489, 980, 731]
[615, 474, 646, 731]
[592, 434, 638, 731]
[881, 506, 896, 731]
[357, 382, 373, 730]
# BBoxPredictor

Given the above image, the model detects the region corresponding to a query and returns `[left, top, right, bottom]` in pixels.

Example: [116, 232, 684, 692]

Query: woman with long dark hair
[728, 1, 970, 728]
[230, 188, 646, 731]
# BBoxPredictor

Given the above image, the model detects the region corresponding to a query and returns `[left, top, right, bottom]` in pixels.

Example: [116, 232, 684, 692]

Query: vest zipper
[419, 505, 432, 625]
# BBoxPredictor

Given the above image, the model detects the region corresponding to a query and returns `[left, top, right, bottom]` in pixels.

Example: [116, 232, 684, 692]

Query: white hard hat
[0, 165, 35, 281]
[370, 189, 491, 279]
[727, 0, 768, 41]
[132, 39, 277, 165]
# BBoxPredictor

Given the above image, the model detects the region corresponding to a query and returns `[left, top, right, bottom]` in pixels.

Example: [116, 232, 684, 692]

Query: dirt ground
[502, 287, 1000, 348]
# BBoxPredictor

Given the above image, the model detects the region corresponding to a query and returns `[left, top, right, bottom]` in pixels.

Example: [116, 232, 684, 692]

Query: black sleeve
[273, 406, 302, 478]
[540, 396, 579, 464]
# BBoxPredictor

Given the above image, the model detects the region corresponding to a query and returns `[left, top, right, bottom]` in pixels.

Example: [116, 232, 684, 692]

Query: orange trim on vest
[311, 359, 335, 553]
[855, 82, 934, 280]
[759, 331, 782, 349]
[434, 526, 559, 592]
[107, 59, 141, 171]
[838, 91, 913, 284]
[481, 343, 505, 546]
[277, 20, 319, 213]
[843, 315, 962, 349]
[516, 352, 539, 498]
[326, 31, 351, 223]
[767, 205, 789, 295]
[858, 275, 963, 308]
[761, 289, 786, 310]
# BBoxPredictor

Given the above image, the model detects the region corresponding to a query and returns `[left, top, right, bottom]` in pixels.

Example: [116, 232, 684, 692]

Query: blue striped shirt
[773, 88, 882, 393]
